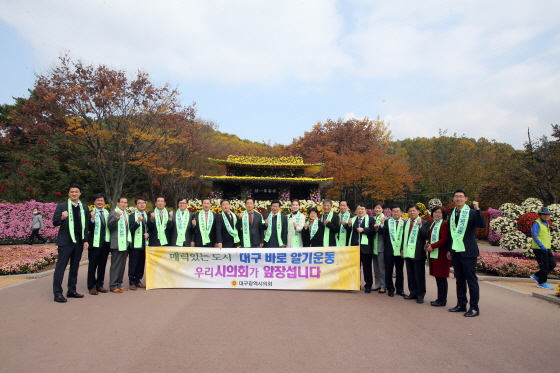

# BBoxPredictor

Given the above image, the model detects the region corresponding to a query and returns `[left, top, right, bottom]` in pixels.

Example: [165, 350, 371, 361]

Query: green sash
[155, 208, 169, 246]
[403, 219, 421, 258]
[450, 205, 470, 253]
[221, 211, 240, 244]
[290, 211, 304, 247]
[388, 218, 404, 256]
[115, 207, 131, 251]
[322, 210, 334, 247]
[241, 211, 261, 248]
[337, 211, 351, 247]
[429, 220, 443, 258]
[265, 212, 284, 246]
[134, 211, 148, 249]
[373, 214, 384, 255]
[93, 208, 110, 247]
[175, 209, 191, 246]
[67, 199, 86, 244]
[309, 219, 319, 239]
[349, 215, 370, 246]
[198, 210, 214, 246]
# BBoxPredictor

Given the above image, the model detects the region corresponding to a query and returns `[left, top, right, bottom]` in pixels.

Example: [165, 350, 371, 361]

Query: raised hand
[61, 211, 68, 220]
[90, 210, 96, 219]
[137, 214, 144, 222]
[192, 219, 196, 226]
[169, 211, 174, 219]
[150, 212, 155, 221]
[473, 201, 480, 210]
[116, 210, 122, 218]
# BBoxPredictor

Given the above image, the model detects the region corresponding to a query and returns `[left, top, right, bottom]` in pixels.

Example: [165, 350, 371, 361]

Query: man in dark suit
[191, 197, 220, 247]
[348, 203, 375, 293]
[321, 199, 340, 247]
[447, 189, 486, 317]
[264, 200, 288, 248]
[129, 197, 150, 290]
[401, 205, 430, 303]
[86, 193, 110, 295]
[52, 183, 89, 303]
[381, 205, 406, 297]
[170, 197, 194, 247]
[237, 198, 264, 248]
[218, 200, 240, 248]
[336, 200, 353, 246]
[108, 197, 132, 293]
[147, 195, 174, 246]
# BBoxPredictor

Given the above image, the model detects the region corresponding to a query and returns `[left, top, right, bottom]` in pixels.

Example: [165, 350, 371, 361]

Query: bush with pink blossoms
[477, 251, 560, 278]
[487, 207, 503, 246]
[0, 201, 59, 245]
[0, 245, 58, 275]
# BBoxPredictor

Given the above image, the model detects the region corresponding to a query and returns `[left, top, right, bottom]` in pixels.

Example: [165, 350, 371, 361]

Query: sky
[1, 0, 559, 149]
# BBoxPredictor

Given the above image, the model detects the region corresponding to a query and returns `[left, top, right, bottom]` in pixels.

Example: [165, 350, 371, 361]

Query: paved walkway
[0, 256, 559, 373]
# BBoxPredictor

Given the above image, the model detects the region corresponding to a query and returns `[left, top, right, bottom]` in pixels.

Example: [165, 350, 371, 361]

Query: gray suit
[108, 211, 130, 290]
[237, 211, 264, 248]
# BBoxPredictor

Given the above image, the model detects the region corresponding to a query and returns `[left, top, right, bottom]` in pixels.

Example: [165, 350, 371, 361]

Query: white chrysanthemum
[499, 203, 523, 220]
[428, 199, 442, 210]
[521, 198, 543, 214]
[490, 216, 517, 235]
[500, 230, 531, 252]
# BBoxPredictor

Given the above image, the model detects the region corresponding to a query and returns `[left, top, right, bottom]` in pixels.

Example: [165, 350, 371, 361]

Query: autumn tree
[13, 55, 197, 205]
[285, 117, 416, 205]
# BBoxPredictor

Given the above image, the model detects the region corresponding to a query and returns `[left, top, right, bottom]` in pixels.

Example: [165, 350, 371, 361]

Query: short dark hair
[407, 205, 420, 212]
[220, 199, 230, 206]
[431, 206, 448, 220]
[135, 197, 146, 204]
[117, 197, 127, 203]
[92, 193, 106, 202]
[323, 199, 333, 206]
[373, 201, 385, 209]
[202, 197, 211, 204]
[308, 207, 319, 215]
[356, 203, 366, 208]
[67, 183, 82, 192]
[271, 199, 280, 207]
[155, 195, 165, 202]
[177, 197, 188, 204]
[339, 200, 348, 205]
[245, 197, 254, 204]
[391, 205, 402, 211]
[453, 189, 468, 198]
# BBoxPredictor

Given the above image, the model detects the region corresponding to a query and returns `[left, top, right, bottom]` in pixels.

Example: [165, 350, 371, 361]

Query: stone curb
[532, 292, 560, 304]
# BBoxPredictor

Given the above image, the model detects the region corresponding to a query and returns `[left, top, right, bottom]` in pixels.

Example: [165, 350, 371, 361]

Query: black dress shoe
[449, 305, 467, 312]
[54, 295, 67, 303]
[396, 290, 406, 297]
[430, 300, 447, 307]
[364, 288, 372, 294]
[404, 295, 417, 300]
[388, 291, 395, 297]
[66, 292, 84, 298]
[416, 297, 424, 303]
[464, 309, 480, 317]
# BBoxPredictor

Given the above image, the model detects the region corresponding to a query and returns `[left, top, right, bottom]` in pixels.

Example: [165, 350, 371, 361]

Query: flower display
[0, 245, 58, 275]
[521, 198, 543, 214]
[490, 216, 517, 235]
[499, 203, 523, 220]
[184, 199, 341, 217]
[445, 203, 455, 215]
[383, 208, 391, 219]
[476, 210, 490, 239]
[0, 201, 59, 245]
[548, 204, 560, 231]
[225, 156, 305, 165]
[516, 213, 539, 237]
[428, 199, 442, 210]
[487, 207, 503, 246]
[499, 230, 531, 252]
[477, 251, 560, 277]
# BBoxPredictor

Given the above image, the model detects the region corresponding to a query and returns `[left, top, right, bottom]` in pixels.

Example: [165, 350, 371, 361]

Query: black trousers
[405, 258, 426, 298]
[534, 249, 557, 284]
[452, 255, 479, 310]
[87, 243, 110, 290]
[28, 229, 47, 244]
[128, 248, 146, 285]
[360, 252, 373, 289]
[53, 242, 83, 296]
[384, 254, 404, 293]
[434, 277, 448, 302]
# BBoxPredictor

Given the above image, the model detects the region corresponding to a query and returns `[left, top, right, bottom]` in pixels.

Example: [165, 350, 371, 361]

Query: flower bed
[0, 245, 58, 275]
[477, 251, 560, 278]
[0, 201, 59, 245]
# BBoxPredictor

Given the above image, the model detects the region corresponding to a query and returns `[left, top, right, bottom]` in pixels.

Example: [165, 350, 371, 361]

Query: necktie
[249, 212, 253, 225]
[160, 210, 164, 221]
[409, 220, 414, 233]
[205, 211, 208, 225]
[99, 210, 105, 224]
[358, 217, 363, 227]
[228, 213, 232, 222]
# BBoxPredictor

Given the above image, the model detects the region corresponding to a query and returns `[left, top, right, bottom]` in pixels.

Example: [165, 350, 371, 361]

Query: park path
[0, 256, 559, 373]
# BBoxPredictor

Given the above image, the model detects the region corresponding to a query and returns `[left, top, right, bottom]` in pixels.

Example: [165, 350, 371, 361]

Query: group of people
[51, 184, 488, 317]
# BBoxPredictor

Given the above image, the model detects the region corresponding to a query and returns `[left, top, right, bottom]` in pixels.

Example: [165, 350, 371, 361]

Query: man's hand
[341, 220, 347, 225]
[116, 210, 122, 218]
[90, 210, 96, 219]
[374, 223, 379, 229]
[239, 212, 244, 218]
[137, 214, 144, 222]
[83, 242, 89, 250]
[357, 227, 364, 233]
[473, 201, 480, 210]
[281, 245, 286, 248]
[144, 233, 149, 239]
[259, 243, 264, 248]
[190, 242, 195, 247]
[192, 219, 196, 226]
[446, 252, 452, 260]
[169, 211, 174, 219]
[265, 218, 269, 225]
[150, 212, 155, 221]
[217, 243, 222, 249]
[400, 250, 404, 258]
[324, 219, 330, 225]
[61, 211, 68, 220]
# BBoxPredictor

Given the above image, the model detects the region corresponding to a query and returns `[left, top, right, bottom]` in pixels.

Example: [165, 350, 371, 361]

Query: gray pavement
[0, 257, 559, 373]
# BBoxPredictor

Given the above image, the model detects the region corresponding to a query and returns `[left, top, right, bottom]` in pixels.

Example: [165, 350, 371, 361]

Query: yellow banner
[146, 246, 360, 290]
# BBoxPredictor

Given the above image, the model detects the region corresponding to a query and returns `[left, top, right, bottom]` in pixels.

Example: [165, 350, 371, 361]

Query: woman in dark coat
[302, 207, 325, 247]
[425, 206, 450, 307]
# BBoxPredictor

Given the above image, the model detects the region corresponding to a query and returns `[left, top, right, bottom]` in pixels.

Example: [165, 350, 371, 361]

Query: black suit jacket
[400, 219, 430, 260]
[218, 212, 239, 248]
[192, 211, 220, 247]
[448, 209, 487, 258]
[53, 201, 89, 246]
[87, 209, 109, 248]
[169, 210, 194, 247]
[349, 215, 375, 254]
[337, 213, 355, 246]
[237, 211, 264, 248]
[147, 209, 173, 246]
[129, 211, 149, 250]
[264, 213, 288, 248]
[321, 212, 340, 246]
[380, 219, 405, 257]
[303, 220, 325, 247]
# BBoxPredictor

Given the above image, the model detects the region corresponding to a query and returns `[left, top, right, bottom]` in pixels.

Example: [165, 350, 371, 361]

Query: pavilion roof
[208, 156, 325, 174]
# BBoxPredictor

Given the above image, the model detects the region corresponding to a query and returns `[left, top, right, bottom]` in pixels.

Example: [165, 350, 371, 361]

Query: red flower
[26, 186, 33, 192]
[516, 213, 539, 237]
[55, 192, 62, 197]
